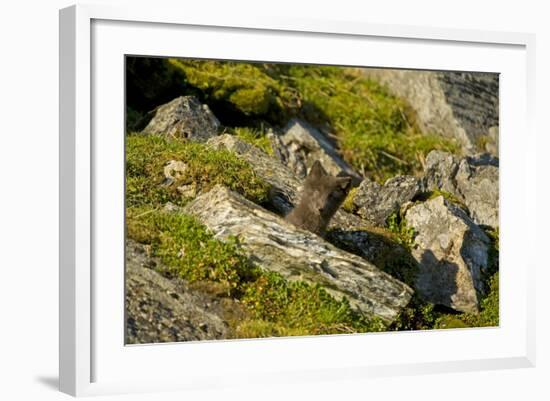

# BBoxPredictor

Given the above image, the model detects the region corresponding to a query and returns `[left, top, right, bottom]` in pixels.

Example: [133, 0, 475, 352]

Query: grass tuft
[386, 211, 416, 250]
[231, 126, 274, 155]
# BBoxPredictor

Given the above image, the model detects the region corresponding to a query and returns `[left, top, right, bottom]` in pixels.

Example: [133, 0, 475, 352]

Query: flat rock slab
[404, 196, 491, 313]
[142, 96, 220, 142]
[183, 185, 413, 323]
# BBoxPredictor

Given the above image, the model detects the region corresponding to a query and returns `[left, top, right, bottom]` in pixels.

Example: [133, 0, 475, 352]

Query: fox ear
[309, 160, 326, 179]
[335, 176, 352, 190]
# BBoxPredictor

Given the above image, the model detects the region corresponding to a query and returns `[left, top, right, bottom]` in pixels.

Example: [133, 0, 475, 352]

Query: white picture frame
[59, 4, 536, 397]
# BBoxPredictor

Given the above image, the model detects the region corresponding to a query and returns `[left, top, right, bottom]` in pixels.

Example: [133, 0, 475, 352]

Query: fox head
[302, 160, 352, 222]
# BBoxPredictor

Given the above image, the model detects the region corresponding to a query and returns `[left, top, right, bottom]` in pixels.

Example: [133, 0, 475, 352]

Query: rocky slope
[125, 62, 500, 342]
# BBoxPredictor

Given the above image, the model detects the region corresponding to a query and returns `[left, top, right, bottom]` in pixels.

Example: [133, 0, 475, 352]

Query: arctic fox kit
[285, 160, 352, 236]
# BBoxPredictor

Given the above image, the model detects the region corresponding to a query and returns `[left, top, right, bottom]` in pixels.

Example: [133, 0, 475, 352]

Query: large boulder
[125, 240, 228, 344]
[183, 185, 413, 323]
[351, 175, 422, 226]
[363, 69, 499, 155]
[272, 119, 362, 183]
[142, 96, 220, 141]
[404, 196, 491, 313]
[422, 150, 499, 228]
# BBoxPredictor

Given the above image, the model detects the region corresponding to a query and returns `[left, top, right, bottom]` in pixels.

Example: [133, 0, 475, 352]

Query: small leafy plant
[386, 211, 416, 250]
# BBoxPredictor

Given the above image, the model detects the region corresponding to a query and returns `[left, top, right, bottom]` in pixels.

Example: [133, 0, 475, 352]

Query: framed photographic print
[59, 4, 536, 397]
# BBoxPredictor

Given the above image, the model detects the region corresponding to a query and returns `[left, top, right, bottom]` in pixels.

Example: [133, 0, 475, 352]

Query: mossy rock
[126, 134, 270, 208]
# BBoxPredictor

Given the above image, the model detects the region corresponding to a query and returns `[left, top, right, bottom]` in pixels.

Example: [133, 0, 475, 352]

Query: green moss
[127, 207, 386, 337]
[341, 187, 359, 213]
[168, 59, 297, 122]
[130, 58, 460, 180]
[486, 226, 499, 250]
[280, 66, 460, 181]
[475, 134, 496, 153]
[434, 315, 470, 329]
[393, 270, 500, 331]
[415, 189, 469, 212]
[386, 211, 416, 250]
[126, 134, 270, 208]
[231, 126, 273, 155]
[242, 272, 386, 335]
[127, 208, 255, 295]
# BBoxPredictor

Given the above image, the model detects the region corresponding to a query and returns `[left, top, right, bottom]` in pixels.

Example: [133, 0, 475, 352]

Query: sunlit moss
[126, 134, 270, 207]
[127, 207, 386, 336]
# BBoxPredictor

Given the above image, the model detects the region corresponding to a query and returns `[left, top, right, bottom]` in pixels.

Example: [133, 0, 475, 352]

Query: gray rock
[125, 240, 228, 344]
[273, 119, 362, 183]
[207, 134, 301, 215]
[422, 150, 499, 228]
[326, 210, 397, 263]
[163, 160, 188, 186]
[352, 175, 422, 226]
[422, 150, 461, 195]
[404, 196, 491, 313]
[206, 134, 394, 262]
[142, 96, 220, 141]
[268, 129, 308, 179]
[176, 183, 198, 198]
[363, 69, 499, 155]
[183, 185, 413, 323]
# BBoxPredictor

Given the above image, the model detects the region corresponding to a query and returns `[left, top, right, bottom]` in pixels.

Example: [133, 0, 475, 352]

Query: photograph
[124, 56, 500, 344]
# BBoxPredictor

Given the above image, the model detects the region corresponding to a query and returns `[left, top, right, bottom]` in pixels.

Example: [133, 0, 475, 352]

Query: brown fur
[285, 161, 352, 235]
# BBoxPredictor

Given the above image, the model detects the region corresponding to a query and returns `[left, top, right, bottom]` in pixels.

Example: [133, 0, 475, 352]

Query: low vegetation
[230, 126, 274, 155]
[434, 272, 499, 329]
[125, 57, 499, 337]
[386, 211, 416, 250]
[126, 134, 270, 208]
[279, 66, 459, 181]
[341, 187, 359, 213]
[127, 57, 459, 181]
[413, 189, 469, 212]
[127, 207, 386, 337]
